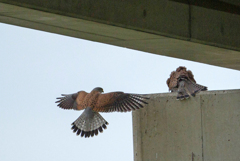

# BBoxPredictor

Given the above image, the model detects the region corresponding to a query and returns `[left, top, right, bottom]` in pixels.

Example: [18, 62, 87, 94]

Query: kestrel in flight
[56, 87, 149, 138]
[166, 66, 207, 100]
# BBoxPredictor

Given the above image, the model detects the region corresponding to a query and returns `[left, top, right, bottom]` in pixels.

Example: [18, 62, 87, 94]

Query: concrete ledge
[132, 89, 240, 161]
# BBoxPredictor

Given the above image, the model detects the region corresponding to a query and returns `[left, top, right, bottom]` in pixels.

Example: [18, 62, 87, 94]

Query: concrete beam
[0, 1, 240, 70]
[132, 89, 240, 161]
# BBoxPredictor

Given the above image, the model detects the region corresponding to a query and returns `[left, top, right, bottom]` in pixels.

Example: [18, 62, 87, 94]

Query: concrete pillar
[132, 90, 240, 161]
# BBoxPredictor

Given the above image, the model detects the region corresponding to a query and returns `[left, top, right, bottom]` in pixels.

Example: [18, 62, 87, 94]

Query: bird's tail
[177, 84, 190, 100]
[177, 78, 207, 100]
[71, 107, 108, 138]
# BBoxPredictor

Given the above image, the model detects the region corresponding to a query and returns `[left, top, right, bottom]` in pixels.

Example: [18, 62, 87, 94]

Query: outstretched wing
[94, 92, 149, 112]
[55, 91, 88, 110]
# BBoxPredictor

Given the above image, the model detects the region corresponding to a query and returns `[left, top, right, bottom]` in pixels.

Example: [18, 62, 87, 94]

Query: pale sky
[0, 22, 239, 161]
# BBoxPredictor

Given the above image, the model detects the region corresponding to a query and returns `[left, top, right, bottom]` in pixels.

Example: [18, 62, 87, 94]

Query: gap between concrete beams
[200, 95, 204, 161]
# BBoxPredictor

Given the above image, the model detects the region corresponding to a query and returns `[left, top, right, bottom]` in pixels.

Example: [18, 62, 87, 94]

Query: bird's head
[92, 87, 104, 93]
[176, 66, 186, 72]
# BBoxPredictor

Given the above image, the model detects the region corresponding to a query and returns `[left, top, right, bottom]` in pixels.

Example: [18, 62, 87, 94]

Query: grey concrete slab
[133, 93, 203, 161]
[132, 108, 143, 161]
[0, 0, 190, 38]
[191, 6, 240, 51]
[0, 2, 240, 71]
[133, 90, 240, 161]
[201, 90, 240, 161]
[1, 0, 239, 50]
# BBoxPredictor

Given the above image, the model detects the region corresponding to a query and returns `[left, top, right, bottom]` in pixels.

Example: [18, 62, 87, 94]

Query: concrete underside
[0, 1, 240, 70]
[132, 89, 240, 161]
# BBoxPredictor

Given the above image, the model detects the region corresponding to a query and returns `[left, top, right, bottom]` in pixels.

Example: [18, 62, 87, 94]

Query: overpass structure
[0, 1, 239, 161]
[0, 0, 240, 70]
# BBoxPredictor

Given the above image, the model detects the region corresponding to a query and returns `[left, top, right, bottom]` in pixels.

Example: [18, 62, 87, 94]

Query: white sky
[0, 22, 239, 161]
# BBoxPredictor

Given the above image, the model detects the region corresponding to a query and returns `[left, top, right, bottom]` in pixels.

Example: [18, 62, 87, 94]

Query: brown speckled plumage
[56, 87, 149, 138]
[166, 66, 207, 100]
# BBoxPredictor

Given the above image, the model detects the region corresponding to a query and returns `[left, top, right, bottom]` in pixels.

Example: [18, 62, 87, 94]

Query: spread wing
[94, 92, 149, 112]
[55, 91, 88, 110]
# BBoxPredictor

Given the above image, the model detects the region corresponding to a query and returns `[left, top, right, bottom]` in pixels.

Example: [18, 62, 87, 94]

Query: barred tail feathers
[71, 107, 108, 138]
[184, 79, 207, 97]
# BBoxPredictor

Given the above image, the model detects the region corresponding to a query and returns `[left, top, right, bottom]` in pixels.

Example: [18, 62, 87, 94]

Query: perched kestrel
[166, 66, 207, 100]
[56, 87, 149, 138]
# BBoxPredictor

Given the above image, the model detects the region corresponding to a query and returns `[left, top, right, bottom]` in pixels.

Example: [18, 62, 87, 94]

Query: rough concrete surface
[133, 90, 240, 161]
[201, 91, 240, 161]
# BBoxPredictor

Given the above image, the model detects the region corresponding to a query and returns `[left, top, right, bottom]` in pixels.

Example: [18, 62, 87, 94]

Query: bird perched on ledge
[166, 66, 207, 100]
[56, 87, 149, 138]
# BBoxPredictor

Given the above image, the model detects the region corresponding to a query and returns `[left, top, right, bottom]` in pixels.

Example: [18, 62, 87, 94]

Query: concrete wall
[132, 89, 240, 161]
